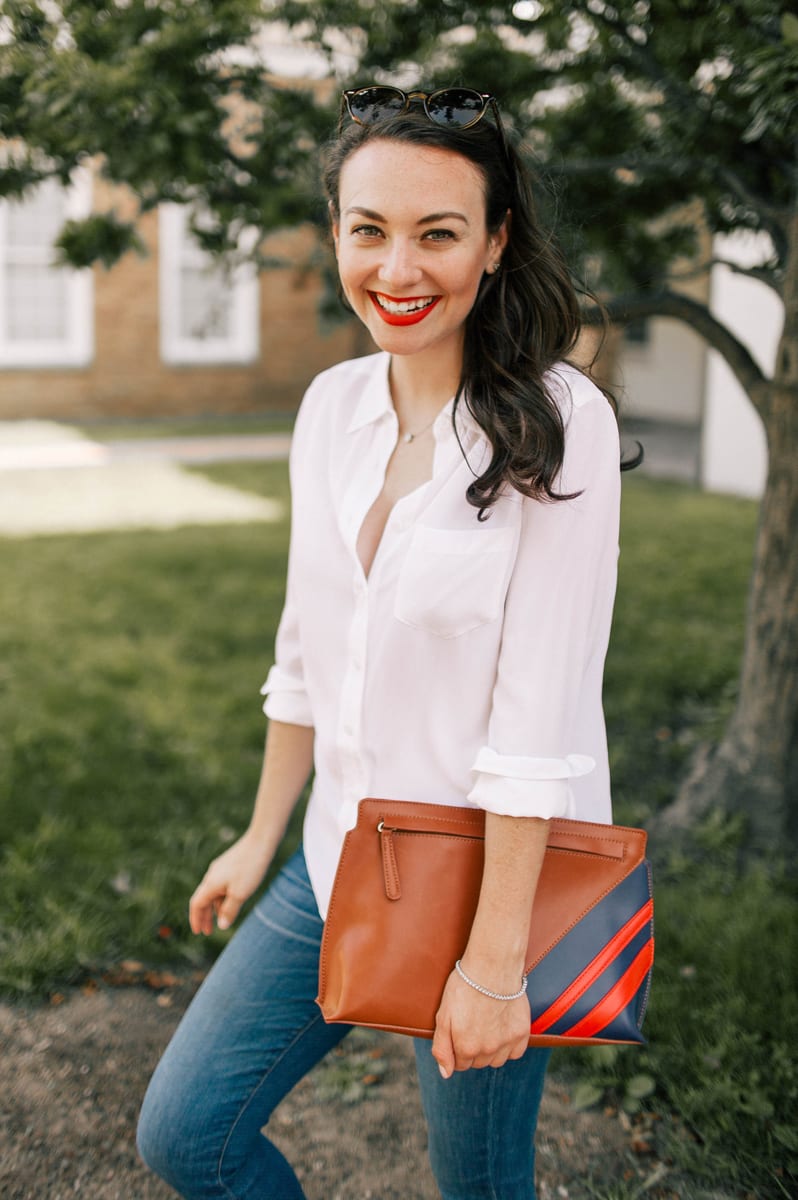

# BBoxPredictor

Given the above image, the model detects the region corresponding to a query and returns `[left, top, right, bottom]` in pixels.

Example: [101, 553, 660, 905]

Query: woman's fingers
[189, 872, 229, 936]
[188, 883, 215, 936]
[188, 835, 270, 936]
[431, 1011, 456, 1079]
[214, 891, 244, 931]
[433, 970, 532, 1074]
[189, 880, 247, 935]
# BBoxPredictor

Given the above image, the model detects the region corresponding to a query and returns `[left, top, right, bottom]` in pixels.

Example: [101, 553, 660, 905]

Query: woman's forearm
[431, 813, 550, 1075]
[246, 719, 315, 854]
[188, 720, 314, 935]
[460, 813, 550, 993]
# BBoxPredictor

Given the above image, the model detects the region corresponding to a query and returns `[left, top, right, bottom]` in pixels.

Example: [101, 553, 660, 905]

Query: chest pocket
[394, 524, 516, 639]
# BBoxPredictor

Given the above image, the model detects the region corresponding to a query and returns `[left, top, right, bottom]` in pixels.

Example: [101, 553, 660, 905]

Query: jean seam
[487, 1066, 500, 1200]
[215, 1007, 331, 1198]
[253, 908, 322, 946]
[260, 890, 324, 926]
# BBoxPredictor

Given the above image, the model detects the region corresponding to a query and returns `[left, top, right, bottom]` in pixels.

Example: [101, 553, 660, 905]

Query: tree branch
[569, 0, 699, 118]
[544, 155, 787, 251]
[715, 166, 789, 256]
[582, 288, 769, 404]
[667, 258, 782, 293]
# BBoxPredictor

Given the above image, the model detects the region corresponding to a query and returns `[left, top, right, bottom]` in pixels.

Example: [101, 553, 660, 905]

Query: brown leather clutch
[317, 798, 654, 1047]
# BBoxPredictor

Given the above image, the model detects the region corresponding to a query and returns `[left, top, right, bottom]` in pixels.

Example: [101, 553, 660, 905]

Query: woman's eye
[351, 224, 382, 238]
[423, 229, 456, 242]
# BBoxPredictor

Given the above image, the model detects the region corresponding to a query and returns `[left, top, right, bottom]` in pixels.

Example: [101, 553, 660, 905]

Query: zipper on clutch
[377, 820, 482, 901]
[377, 821, 402, 900]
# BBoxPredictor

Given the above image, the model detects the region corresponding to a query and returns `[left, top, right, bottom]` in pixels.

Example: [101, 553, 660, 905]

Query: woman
[137, 86, 622, 1200]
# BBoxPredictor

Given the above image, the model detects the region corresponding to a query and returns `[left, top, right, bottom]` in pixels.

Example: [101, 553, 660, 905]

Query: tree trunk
[650, 210, 798, 862]
[651, 388, 798, 859]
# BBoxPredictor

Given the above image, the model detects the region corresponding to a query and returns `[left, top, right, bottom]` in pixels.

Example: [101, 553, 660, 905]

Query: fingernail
[218, 916, 230, 930]
[438, 1065, 448, 1079]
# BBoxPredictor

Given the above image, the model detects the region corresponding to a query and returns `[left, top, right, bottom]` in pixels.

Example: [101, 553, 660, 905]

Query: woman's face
[332, 139, 507, 365]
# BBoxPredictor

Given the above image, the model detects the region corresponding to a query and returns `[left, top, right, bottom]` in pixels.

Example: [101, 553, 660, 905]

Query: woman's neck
[388, 343, 464, 434]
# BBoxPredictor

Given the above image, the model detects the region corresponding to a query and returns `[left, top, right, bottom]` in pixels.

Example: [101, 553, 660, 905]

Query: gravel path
[0, 980, 664, 1200]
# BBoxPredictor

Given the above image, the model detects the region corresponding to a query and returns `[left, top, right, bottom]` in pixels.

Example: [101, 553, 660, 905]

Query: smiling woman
[137, 90, 625, 1200]
[332, 144, 504, 368]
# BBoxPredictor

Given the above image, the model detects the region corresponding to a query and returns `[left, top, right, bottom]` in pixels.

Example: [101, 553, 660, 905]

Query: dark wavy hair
[322, 107, 615, 516]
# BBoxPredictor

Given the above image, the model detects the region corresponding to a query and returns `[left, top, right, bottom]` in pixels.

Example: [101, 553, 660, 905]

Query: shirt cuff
[260, 667, 314, 727]
[466, 746, 596, 819]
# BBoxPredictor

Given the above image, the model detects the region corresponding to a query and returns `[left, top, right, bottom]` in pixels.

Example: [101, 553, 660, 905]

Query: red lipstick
[369, 292, 441, 326]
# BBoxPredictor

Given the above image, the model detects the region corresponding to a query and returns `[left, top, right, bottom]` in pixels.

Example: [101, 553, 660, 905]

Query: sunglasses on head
[339, 86, 509, 159]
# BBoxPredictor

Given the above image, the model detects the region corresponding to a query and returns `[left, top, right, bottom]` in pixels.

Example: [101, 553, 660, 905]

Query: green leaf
[571, 1081, 604, 1111]
[739, 1093, 774, 1120]
[773, 1124, 798, 1152]
[55, 214, 147, 270]
[589, 1044, 620, 1069]
[781, 13, 798, 46]
[626, 1073, 657, 1100]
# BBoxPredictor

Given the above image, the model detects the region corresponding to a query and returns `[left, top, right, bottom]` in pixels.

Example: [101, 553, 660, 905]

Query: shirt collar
[345, 351, 484, 447]
[346, 353, 395, 434]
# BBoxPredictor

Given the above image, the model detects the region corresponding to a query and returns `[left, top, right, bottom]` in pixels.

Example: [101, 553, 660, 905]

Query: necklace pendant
[403, 432, 414, 444]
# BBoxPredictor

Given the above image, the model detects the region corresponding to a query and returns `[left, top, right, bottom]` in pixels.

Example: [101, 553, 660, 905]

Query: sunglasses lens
[347, 86, 406, 125]
[426, 89, 486, 127]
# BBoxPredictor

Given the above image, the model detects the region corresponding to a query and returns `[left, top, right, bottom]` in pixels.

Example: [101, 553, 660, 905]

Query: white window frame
[0, 170, 94, 369]
[159, 204, 259, 365]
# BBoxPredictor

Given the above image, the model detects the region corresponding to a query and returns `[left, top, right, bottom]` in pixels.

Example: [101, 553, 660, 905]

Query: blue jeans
[137, 848, 550, 1199]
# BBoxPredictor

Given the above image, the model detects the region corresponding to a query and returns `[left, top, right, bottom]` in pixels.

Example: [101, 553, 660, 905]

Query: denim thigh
[414, 1038, 551, 1200]
[138, 844, 551, 1200]
[137, 847, 351, 1200]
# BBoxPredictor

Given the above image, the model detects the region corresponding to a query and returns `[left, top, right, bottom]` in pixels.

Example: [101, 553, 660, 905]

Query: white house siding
[701, 233, 780, 500]
[618, 318, 706, 427]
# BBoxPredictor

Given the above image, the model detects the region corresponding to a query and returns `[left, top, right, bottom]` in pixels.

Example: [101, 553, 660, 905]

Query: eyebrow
[345, 206, 470, 226]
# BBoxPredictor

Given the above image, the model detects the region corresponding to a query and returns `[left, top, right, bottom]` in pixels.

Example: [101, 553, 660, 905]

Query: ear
[489, 208, 511, 263]
[329, 200, 340, 256]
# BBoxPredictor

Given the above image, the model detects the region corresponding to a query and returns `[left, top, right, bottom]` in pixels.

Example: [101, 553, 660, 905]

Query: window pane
[7, 179, 67, 250]
[6, 263, 68, 340]
[180, 264, 231, 339]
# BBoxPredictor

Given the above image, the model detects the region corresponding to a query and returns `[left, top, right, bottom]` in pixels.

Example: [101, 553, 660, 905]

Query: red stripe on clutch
[562, 939, 655, 1040]
[530, 898, 654, 1035]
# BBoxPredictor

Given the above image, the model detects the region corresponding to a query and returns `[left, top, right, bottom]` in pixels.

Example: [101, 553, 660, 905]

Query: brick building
[0, 167, 366, 421]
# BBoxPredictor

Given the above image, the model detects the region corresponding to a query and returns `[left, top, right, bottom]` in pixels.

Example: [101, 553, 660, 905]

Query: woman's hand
[431, 966, 531, 1078]
[188, 721, 314, 936]
[430, 813, 549, 1078]
[188, 830, 275, 936]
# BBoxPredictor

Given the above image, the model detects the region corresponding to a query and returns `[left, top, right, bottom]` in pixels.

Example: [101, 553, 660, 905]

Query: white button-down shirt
[261, 352, 621, 917]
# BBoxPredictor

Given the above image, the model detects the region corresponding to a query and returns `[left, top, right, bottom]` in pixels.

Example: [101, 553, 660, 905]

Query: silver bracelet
[454, 959, 528, 1002]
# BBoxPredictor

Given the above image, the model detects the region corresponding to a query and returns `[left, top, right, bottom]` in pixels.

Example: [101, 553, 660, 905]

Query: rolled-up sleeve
[260, 390, 316, 728]
[467, 377, 621, 819]
[260, 589, 314, 726]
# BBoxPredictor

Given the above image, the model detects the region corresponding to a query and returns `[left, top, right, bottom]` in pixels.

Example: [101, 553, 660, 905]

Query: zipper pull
[377, 820, 401, 901]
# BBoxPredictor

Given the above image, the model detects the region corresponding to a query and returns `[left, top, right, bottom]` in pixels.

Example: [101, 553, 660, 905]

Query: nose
[378, 237, 424, 291]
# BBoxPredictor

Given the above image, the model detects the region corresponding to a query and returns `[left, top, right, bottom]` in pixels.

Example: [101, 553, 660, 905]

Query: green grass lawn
[607, 477, 758, 826]
[0, 468, 794, 1197]
[0, 461, 292, 992]
[68, 413, 296, 441]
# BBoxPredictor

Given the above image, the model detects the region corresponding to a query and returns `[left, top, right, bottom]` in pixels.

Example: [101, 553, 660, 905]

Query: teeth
[375, 294, 435, 315]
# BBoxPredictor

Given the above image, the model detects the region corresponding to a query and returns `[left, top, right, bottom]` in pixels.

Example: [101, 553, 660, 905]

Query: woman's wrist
[458, 943, 528, 996]
[235, 819, 282, 867]
[454, 958, 528, 1002]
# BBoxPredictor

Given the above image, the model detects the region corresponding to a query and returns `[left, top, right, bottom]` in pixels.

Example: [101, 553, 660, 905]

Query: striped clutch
[318, 798, 654, 1046]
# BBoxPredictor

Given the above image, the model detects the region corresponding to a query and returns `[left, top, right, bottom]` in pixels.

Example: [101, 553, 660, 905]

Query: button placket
[336, 570, 369, 804]
[335, 413, 397, 809]
[338, 413, 397, 568]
